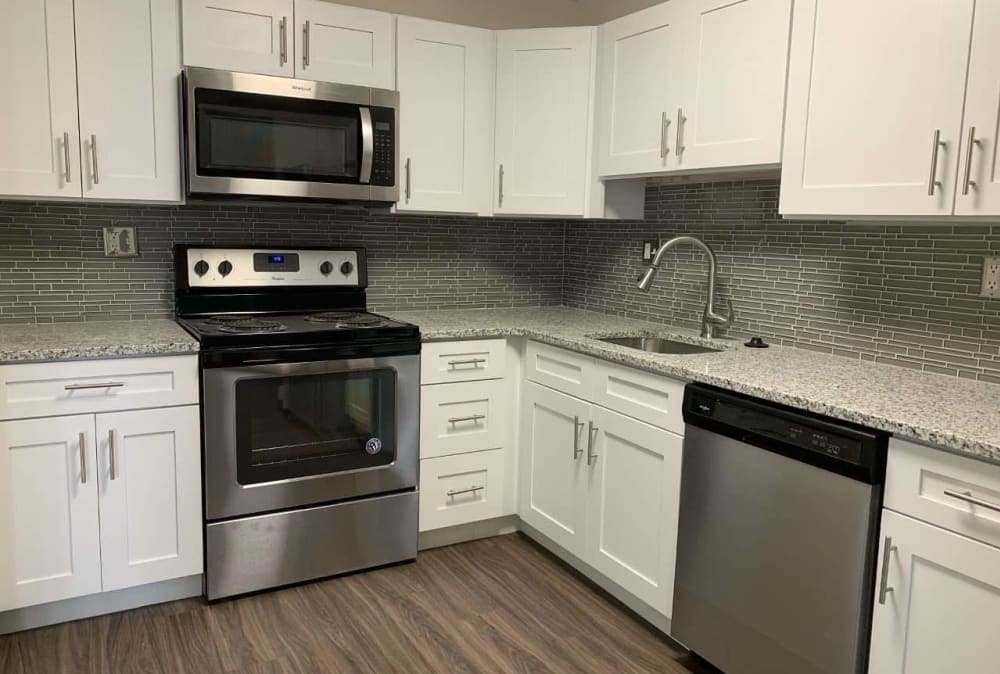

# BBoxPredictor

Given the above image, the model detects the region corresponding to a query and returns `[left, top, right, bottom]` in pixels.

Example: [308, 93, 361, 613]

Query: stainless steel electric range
[174, 245, 420, 600]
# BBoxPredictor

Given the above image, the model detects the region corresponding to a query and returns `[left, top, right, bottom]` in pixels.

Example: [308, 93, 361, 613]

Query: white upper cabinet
[0, 0, 81, 199]
[295, 1, 395, 88]
[494, 28, 596, 217]
[75, 0, 182, 202]
[182, 0, 295, 77]
[596, 2, 686, 177]
[780, 0, 975, 217]
[954, 1, 1000, 216]
[678, 0, 791, 171]
[396, 17, 494, 214]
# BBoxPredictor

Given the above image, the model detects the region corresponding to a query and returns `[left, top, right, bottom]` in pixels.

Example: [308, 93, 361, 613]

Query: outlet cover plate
[642, 239, 659, 263]
[103, 226, 138, 257]
[981, 256, 1000, 298]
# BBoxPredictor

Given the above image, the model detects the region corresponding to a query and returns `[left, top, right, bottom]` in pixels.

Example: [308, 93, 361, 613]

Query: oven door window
[195, 88, 361, 183]
[235, 369, 396, 484]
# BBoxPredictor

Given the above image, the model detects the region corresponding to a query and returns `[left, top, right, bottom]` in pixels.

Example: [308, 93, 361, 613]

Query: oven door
[203, 354, 418, 520]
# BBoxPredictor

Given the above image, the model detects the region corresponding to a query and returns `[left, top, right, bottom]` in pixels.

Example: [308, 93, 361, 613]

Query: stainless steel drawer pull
[109, 429, 119, 481]
[878, 536, 896, 605]
[448, 414, 485, 424]
[64, 381, 125, 391]
[927, 129, 945, 196]
[586, 420, 598, 466]
[79, 432, 88, 484]
[943, 489, 1000, 514]
[62, 131, 71, 183]
[573, 415, 584, 459]
[962, 126, 980, 196]
[660, 112, 671, 159]
[90, 134, 99, 185]
[302, 20, 310, 67]
[447, 485, 484, 498]
[447, 358, 486, 368]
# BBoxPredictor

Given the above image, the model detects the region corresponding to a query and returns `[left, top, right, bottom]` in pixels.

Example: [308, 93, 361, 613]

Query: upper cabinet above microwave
[181, 0, 395, 89]
[595, 0, 792, 179]
[779, 0, 1000, 218]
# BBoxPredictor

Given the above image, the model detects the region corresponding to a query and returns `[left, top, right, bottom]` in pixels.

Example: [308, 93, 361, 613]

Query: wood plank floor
[0, 533, 715, 673]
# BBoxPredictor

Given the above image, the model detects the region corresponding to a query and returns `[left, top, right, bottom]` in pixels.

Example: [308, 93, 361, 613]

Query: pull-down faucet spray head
[636, 267, 658, 291]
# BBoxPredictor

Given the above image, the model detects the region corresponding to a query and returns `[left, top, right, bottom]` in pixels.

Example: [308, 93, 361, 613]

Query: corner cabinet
[0, 0, 181, 202]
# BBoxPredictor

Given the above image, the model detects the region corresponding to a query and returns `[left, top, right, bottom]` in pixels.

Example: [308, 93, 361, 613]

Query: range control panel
[185, 248, 361, 288]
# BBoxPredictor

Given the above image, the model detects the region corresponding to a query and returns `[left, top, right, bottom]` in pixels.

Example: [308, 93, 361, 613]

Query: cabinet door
[518, 382, 590, 556]
[294, 0, 394, 88]
[181, 0, 294, 77]
[869, 510, 1000, 673]
[396, 17, 494, 214]
[75, 0, 182, 202]
[679, 0, 791, 171]
[780, 0, 974, 217]
[954, 2, 1000, 216]
[96, 406, 202, 591]
[494, 28, 594, 216]
[0, 416, 101, 611]
[595, 3, 687, 178]
[0, 0, 81, 199]
[585, 407, 682, 615]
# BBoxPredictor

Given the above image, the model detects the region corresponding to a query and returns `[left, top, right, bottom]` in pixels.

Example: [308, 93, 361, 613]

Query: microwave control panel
[370, 107, 395, 187]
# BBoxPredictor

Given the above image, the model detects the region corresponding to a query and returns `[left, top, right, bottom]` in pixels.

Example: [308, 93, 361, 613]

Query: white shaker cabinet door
[494, 28, 595, 217]
[585, 407, 682, 616]
[0, 0, 81, 199]
[0, 416, 101, 611]
[595, 2, 687, 177]
[679, 0, 791, 172]
[954, 0, 1000, 216]
[294, 0, 395, 88]
[75, 0, 182, 202]
[96, 406, 203, 591]
[780, 0, 974, 217]
[396, 17, 494, 215]
[519, 382, 591, 557]
[181, 0, 294, 77]
[869, 510, 1000, 674]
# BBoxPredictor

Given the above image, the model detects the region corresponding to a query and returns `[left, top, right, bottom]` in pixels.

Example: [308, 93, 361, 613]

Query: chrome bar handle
[404, 157, 412, 202]
[962, 126, 980, 196]
[447, 485, 484, 498]
[660, 112, 671, 159]
[573, 416, 584, 460]
[927, 129, 945, 196]
[586, 420, 598, 466]
[878, 536, 896, 605]
[448, 414, 485, 424]
[359, 107, 373, 183]
[447, 358, 486, 368]
[302, 20, 310, 68]
[675, 108, 686, 158]
[90, 134, 99, 185]
[108, 429, 118, 481]
[498, 164, 504, 208]
[62, 132, 71, 183]
[944, 489, 1000, 514]
[64, 381, 124, 391]
[79, 432, 88, 485]
[279, 17, 287, 65]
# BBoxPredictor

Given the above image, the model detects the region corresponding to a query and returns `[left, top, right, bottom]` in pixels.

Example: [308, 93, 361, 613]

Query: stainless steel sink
[596, 336, 722, 355]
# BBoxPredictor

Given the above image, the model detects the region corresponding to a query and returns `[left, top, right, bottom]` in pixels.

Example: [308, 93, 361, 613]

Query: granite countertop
[0, 320, 200, 363]
[388, 307, 1000, 464]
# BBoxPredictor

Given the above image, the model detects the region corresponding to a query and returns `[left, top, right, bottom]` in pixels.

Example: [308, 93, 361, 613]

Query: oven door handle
[360, 107, 373, 184]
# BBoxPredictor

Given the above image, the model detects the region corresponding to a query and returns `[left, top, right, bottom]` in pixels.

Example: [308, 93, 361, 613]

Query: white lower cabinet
[419, 449, 505, 532]
[869, 509, 1000, 674]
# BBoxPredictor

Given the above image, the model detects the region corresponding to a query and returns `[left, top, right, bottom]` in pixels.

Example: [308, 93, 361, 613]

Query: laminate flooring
[0, 533, 715, 673]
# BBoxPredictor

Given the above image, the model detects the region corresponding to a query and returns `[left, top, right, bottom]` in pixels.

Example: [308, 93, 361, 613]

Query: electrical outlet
[642, 239, 659, 263]
[981, 256, 1000, 298]
[103, 226, 138, 257]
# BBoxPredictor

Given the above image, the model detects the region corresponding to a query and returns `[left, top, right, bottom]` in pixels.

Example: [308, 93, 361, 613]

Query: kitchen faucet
[636, 235, 735, 339]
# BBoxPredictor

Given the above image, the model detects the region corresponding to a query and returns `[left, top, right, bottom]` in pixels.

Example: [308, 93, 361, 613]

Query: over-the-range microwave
[182, 66, 398, 202]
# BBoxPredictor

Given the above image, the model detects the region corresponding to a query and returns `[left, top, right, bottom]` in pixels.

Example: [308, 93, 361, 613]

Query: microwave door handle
[359, 107, 373, 184]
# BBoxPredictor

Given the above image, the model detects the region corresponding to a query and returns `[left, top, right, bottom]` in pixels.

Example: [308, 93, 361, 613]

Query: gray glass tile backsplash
[3, 178, 1000, 381]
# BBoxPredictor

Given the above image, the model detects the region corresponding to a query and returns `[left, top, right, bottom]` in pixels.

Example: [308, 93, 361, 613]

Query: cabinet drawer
[421, 340, 506, 384]
[420, 380, 506, 459]
[525, 341, 596, 399]
[419, 449, 505, 532]
[886, 438, 1000, 549]
[591, 359, 686, 435]
[0, 356, 199, 420]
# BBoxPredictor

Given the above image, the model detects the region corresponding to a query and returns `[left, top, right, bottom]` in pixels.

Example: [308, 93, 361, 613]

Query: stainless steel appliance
[174, 246, 419, 600]
[182, 67, 398, 202]
[674, 384, 888, 674]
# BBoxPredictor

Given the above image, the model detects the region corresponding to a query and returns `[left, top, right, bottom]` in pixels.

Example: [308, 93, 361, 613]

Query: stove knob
[218, 260, 233, 277]
[340, 261, 354, 275]
[319, 261, 334, 275]
[193, 260, 209, 276]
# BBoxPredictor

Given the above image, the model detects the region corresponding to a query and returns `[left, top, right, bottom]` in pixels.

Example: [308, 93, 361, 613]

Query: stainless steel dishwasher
[673, 384, 888, 674]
